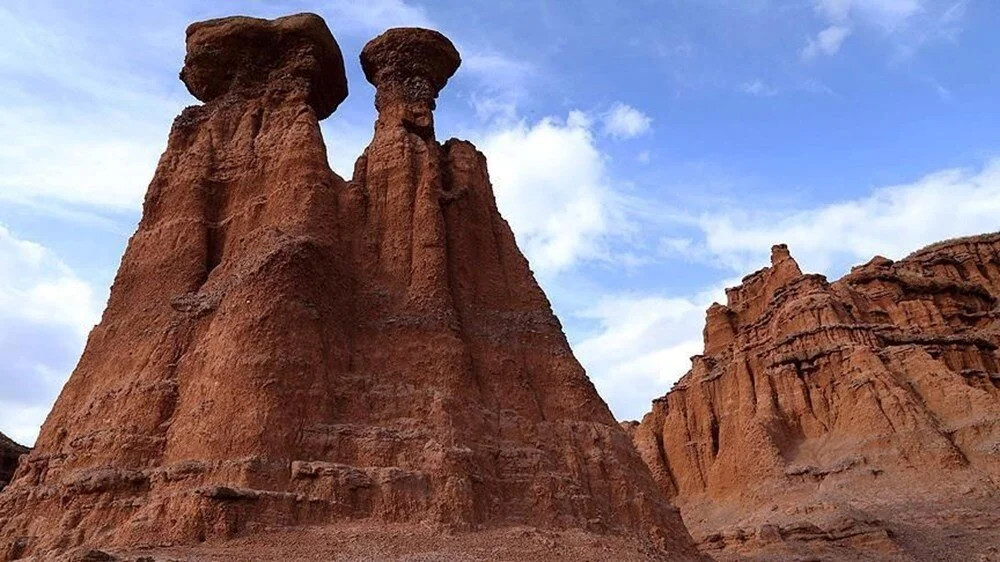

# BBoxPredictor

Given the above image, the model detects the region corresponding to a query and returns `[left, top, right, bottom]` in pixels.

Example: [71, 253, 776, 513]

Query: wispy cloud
[802, 0, 965, 60]
[802, 24, 853, 59]
[0, 106, 168, 211]
[0, 5, 186, 214]
[816, 0, 923, 30]
[740, 79, 779, 96]
[460, 51, 535, 124]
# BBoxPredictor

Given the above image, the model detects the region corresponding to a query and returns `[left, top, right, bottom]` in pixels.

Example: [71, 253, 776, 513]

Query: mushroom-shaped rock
[361, 28, 460, 134]
[181, 13, 348, 119]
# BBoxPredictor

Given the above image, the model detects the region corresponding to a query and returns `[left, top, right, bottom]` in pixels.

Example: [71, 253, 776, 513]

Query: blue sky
[2, 0, 999, 445]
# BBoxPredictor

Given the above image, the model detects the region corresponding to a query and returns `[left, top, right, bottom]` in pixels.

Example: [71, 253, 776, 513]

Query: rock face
[631, 236, 1000, 560]
[0, 14, 702, 560]
[0, 435, 28, 491]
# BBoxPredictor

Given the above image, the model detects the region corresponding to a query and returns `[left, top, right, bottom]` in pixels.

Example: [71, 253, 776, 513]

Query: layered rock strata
[631, 235, 1000, 560]
[0, 14, 702, 560]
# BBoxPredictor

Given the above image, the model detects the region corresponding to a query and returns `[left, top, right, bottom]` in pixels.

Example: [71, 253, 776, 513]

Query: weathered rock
[631, 235, 1000, 560]
[360, 27, 460, 138]
[0, 15, 703, 561]
[0, 434, 28, 491]
[180, 13, 348, 119]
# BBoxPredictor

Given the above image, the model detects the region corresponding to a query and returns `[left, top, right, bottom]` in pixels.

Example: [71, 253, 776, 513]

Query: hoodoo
[630, 235, 1000, 560]
[0, 13, 702, 560]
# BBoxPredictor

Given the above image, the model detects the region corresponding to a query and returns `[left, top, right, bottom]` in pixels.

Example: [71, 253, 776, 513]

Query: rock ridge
[631, 236, 1000, 560]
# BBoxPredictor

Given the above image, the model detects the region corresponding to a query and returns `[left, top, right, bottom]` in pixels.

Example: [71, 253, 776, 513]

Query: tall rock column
[0, 13, 357, 557]
[356, 28, 459, 309]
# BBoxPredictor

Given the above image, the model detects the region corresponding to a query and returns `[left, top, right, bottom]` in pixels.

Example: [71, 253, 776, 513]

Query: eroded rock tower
[0, 14, 702, 560]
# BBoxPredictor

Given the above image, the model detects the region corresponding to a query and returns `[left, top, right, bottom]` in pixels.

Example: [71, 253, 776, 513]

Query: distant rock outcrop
[0, 434, 27, 491]
[631, 235, 1000, 560]
[0, 14, 702, 560]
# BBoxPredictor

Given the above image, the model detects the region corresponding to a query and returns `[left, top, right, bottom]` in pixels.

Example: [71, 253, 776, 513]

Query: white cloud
[0, 225, 101, 445]
[740, 79, 779, 96]
[802, 24, 853, 59]
[574, 286, 728, 421]
[0, 403, 51, 448]
[690, 158, 1000, 277]
[940, 1, 967, 24]
[470, 95, 519, 123]
[0, 107, 167, 211]
[0, 5, 184, 213]
[477, 111, 629, 276]
[601, 103, 653, 140]
[0, 225, 98, 337]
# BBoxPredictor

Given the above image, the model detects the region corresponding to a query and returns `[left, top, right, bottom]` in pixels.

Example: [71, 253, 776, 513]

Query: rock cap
[360, 27, 460, 106]
[181, 13, 348, 119]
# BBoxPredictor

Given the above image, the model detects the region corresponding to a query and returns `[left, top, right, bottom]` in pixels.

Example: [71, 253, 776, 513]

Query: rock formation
[0, 14, 703, 560]
[631, 235, 1000, 560]
[0, 435, 28, 491]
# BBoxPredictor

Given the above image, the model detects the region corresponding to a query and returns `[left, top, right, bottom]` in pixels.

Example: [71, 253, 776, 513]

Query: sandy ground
[100, 523, 687, 562]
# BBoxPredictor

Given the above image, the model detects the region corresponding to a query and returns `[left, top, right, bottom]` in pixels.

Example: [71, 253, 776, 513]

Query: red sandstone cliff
[632, 236, 1000, 561]
[0, 14, 702, 561]
[0, 435, 27, 492]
